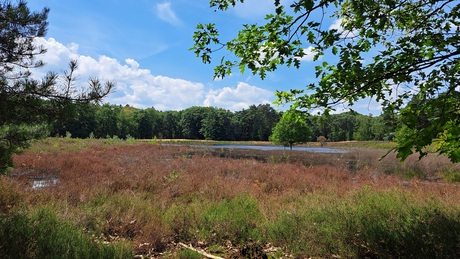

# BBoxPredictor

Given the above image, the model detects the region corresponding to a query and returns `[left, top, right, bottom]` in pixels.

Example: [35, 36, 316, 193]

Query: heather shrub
[7, 139, 460, 258]
[0, 178, 24, 214]
[443, 169, 460, 183]
[78, 191, 170, 251]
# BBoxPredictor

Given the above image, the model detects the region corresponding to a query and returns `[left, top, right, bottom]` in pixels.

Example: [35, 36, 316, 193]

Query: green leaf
[332, 46, 338, 55]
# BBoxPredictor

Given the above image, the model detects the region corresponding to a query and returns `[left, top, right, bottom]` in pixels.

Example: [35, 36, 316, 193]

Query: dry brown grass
[6, 141, 460, 257]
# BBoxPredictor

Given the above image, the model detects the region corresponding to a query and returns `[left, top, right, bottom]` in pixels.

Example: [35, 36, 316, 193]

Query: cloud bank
[204, 82, 273, 111]
[32, 37, 274, 111]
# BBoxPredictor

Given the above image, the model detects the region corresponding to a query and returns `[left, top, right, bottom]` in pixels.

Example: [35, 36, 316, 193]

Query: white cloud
[155, 2, 181, 26]
[329, 18, 343, 32]
[125, 58, 140, 69]
[353, 98, 383, 115]
[31, 37, 274, 111]
[33, 37, 78, 71]
[204, 82, 273, 111]
[329, 18, 358, 38]
[33, 37, 204, 110]
[297, 46, 318, 62]
[74, 56, 205, 110]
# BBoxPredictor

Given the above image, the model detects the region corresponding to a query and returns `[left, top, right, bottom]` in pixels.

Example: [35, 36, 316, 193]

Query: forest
[52, 102, 397, 143]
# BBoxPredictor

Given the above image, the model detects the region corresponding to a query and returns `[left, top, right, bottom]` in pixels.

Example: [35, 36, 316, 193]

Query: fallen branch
[178, 242, 224, 259]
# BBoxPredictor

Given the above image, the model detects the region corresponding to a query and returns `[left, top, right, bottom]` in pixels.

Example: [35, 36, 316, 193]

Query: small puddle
[9, 169, 60, 190]
[31, 176, 59, 189]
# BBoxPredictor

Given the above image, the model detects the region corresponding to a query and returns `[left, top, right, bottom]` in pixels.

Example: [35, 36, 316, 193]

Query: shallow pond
[190, 144, 348, 153]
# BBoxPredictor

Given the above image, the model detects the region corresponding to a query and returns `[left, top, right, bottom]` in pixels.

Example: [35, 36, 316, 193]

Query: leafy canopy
[192, 0, 460, 162]
[0, 0, 114, 174]
[270, 112, 311, 150]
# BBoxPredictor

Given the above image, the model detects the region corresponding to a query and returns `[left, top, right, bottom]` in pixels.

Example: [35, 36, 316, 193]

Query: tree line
[193, 0, 460, 162]
[52, 102, 397, 143]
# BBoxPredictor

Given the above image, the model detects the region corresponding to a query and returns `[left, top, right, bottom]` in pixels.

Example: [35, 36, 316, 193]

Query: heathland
[1, 138, 459, 258]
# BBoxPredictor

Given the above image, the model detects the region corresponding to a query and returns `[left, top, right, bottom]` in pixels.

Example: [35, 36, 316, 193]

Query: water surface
[190, 144, 348, 153]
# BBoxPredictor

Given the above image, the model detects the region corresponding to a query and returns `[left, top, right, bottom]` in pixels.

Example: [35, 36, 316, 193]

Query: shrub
[0, 178, 24, 214]
[443, 169, 460, 183]
[317, 136, 327, 147]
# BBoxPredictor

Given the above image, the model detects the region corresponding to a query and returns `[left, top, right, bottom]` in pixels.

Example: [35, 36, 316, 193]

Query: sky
[27, 0, 382, 114]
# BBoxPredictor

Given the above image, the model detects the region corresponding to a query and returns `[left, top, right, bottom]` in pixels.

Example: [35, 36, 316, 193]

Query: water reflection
[31, 176, 59, 189]
[190, 144, 348, 153]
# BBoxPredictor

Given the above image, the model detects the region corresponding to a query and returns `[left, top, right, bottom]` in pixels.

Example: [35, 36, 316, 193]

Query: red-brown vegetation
[5, 141, 460, 257]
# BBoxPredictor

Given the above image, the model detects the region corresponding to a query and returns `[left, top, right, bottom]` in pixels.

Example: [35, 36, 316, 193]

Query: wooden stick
[178, 242, 225, 259]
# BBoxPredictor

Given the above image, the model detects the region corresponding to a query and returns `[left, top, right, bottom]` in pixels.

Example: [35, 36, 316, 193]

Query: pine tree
[0, 1, 114, 174]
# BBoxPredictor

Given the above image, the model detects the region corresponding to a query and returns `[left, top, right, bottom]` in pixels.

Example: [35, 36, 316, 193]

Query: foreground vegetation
[1, 138, 460, 258]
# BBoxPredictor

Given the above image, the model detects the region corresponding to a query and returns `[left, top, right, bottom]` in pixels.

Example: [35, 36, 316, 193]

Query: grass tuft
[0, 207, 132, 258]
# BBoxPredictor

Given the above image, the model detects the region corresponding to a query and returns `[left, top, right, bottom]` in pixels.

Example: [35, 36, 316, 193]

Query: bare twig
[178, 242, 224, 259]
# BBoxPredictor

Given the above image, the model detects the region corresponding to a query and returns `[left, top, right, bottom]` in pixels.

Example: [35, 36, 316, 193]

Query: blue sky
[27, 0, 382, 114]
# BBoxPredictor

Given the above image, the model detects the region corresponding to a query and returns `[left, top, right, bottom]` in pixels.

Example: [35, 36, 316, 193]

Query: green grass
[0, 207, 133, 259]
[200, 195, 262, 242]
[261, 188, 460, 257]
[162, 189, 460, 257]
[4, 190, 457, 258]
[164, 194, 262, 243]
[175, 248, 202, 259]
[25, 137, 137, 154]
